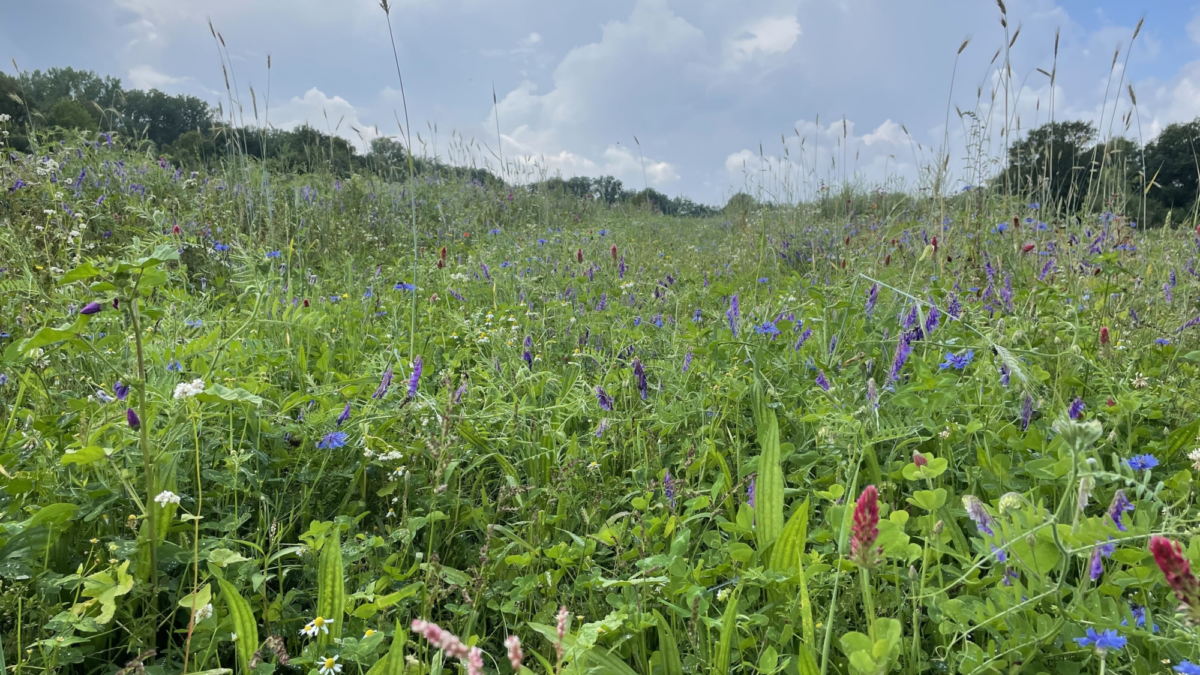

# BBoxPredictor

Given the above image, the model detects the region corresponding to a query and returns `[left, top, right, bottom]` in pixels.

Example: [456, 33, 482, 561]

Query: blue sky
[4, 0, 1198, 204]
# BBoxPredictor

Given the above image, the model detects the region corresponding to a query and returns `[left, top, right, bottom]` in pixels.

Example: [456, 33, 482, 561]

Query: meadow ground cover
[3, 84, 1200, 675]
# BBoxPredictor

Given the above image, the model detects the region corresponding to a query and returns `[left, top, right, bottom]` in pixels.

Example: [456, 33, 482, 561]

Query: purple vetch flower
[890, 332, 914, 381]
[902, 305, 919, 331]
[1000, 274, 1014, 312]
[924, 301, 941, 334]
[126, 407, 141, 430]
[703, 270, 709, 287]
[481, 263, 491, 281]
[747, 475, 756, 509]
[1176, 315, 1200, 334]
[682, 351, 693, 373]
[816, 370, 831, 391]
[726, 294, 740, 337]
[80, 301, 103, 315]
[114, 381, 130, 401]
[1038, 258, 1055, 281]
[1165, 283, 1173, 303]
[1021, 394, 1034, 431]
[991, 544, 1007, 563]
[663, 470, 676, 508]
[523, 350, 533, 369]
[947, 294, 961, 319]
[828, 334, 838, 355]
[962, 495, 994, 535]
[408, 357, 423, 397]
[999, 364, 1010, 387]
[596, 386, 613, 411]
[795, 327, 812, 350]
[865, 284, 879, 317]
[1068, 397, 1085, 419]
[618, 256, 626, 279]
[454, 381, 467, 403]
[692, 308, 702, 322]
[372, 367, 394, 399]
[633, 358, 648, 399]
[1108, 490, 1134, 532]
[596, 418, 610, 437]
[336, 403, 351, 427]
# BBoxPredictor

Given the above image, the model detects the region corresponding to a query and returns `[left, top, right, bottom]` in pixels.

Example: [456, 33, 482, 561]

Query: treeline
[0, 67, 718, 217]
[1002, 119, 1199, 225]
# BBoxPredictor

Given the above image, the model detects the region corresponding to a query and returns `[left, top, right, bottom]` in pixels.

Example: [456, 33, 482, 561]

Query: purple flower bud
[408, 356, 423, 398]
[596, 386, 613, 411]
[126, 407, 141, 430]
[372, 367, 394, 400]
[1108, 490, 1134, 532]
[336, 403, 351, 427]
[80, 301, 102, 315]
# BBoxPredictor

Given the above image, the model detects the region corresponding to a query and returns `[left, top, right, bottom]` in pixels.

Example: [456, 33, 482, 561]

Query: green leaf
[908, 488, 947, 512]
[195, 384, 264, 407]
[753, 386, 784, 549]
[29, 503, 78, 528]
[217, 578, 259, 671]
[61, 445, 110, 466]
[653, 610, 683, 675]
[1164, 418, 1200, 462]
[714, 584, 741, 675]
[317, 526, 345, 644]
[59, 262, 103, 284]
[178, 584, 212, 612]
[208, 548, 250, 567]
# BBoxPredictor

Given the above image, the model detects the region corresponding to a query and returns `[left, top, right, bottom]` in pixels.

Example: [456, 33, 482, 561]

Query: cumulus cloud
[728, 16, 801, 64]
[273, 88, 383, 151]
[127, 65, 184, 90]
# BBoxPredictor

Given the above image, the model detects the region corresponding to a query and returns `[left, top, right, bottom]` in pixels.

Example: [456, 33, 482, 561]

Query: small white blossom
[1189, 448, 1200, 472]
[154, 491, 181, 507]
[300, 616, 333, 638]
[318, 655, 342, 675]
[173, 378, 206, 400]
[194, 603, 213, 622]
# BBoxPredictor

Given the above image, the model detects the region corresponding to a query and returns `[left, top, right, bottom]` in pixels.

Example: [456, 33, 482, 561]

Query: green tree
[19, 67, 121, 126]
[120, 89, 213, 149]
[1005, 120, 1096, 210]
[46, 98, 97, 131]
[1144, 119, 1200, 213]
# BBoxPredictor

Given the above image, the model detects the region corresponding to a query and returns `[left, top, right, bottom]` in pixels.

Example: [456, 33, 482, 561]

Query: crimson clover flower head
[851, 485, 881, 568]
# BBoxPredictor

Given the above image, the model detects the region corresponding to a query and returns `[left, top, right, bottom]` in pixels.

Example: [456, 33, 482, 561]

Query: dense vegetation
[4, 34, 1200, 673]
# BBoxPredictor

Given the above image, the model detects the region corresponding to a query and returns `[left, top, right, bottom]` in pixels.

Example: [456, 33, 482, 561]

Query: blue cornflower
[167, 359, 183, 372]
[758, 277, 769, 283]
[1174, 661, 1200, 674]
[537, 238, 547, 245]
[1122, 604, 1158, 633]
[489, 228, 501, 234]
[501, 261, 512, 268]
[214, 242, 230, 252]
[185, 318, 203, 328]
[1073, 628, 1125, 652]
[394, 282, 415, 291]
[363, 287, 373, 299]
[266, 250, 282, 259]
[317, 431, 348, 450]
[1156, 337, 1170, 346]
[599, 229, 608, 236]
[939, 350, 974, 370]
[755, 321, 780, 338]
[692, 308, 702, 322]
[1126, 454, 1158, 471]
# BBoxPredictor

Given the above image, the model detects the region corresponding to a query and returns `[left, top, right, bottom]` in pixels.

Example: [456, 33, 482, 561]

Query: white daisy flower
[318, 655, 342, 675]
[300, 616, 333, 638]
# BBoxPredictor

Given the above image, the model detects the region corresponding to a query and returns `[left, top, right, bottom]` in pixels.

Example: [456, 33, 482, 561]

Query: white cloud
[273, 88, 382, 151]
[728, 16, 801, 62]
[127, 65, 184, 90]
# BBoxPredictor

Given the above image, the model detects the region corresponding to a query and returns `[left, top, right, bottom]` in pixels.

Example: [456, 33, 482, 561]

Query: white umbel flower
[194, 603, 213, 622]
[154, 490, 181, 507]
[173, 378, 206, 400]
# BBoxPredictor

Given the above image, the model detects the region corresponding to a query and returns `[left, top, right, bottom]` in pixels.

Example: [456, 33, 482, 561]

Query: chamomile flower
[154, 491, 181, 507]
[300, 616, 334, 638]
[318, 655, 342, 675]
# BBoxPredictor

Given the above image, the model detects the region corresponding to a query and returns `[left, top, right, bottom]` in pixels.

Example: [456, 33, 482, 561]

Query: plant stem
[130, 286, 158, 593]
[860, 567, 877, 641]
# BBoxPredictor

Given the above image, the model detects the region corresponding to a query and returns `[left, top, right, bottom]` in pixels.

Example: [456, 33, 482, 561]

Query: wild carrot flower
[962, 495, 994, 535]
[851, 485, 881, 568]
[1150, 536, 1200, 621]
[154, 490, 181, 507]
[1108, 490, 1134, 531]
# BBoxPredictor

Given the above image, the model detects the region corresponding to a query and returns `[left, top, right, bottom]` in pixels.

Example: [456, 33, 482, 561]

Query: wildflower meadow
[3, 7, 1200, 675]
